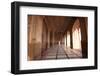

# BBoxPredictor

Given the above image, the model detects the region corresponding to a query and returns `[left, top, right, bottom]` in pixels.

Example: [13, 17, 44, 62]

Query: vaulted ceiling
[44, 16, 76, 33]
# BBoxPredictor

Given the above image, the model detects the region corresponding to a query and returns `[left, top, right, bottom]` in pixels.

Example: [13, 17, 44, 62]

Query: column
[50, 31, 52, 47]
[52, 31, 55, 47]
[70, 30, 73, 49]
[66, 33, 67, 46]
[47, 30, 50, 48]
[79, 18, 88, 58]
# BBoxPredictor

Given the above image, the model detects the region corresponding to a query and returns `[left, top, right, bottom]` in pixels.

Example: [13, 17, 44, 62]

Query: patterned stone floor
[42, 45, 82, 60]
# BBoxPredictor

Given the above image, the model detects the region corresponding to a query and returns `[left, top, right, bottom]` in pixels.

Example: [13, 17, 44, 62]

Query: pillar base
[81, 41, 88, 58]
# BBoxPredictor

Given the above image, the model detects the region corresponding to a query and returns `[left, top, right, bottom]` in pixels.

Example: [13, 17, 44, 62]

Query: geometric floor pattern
[42, 45, 82, 60]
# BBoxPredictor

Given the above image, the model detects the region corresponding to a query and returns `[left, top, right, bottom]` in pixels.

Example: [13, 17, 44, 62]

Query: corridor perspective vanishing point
[28, 15, 88, 61]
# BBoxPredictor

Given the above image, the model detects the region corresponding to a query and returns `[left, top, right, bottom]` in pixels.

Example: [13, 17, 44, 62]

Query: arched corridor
[28, 15, 88, 60]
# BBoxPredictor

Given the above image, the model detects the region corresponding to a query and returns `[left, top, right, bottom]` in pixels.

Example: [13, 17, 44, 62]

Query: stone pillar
[66, 33, 67, 46]
[79, 18, 88, 58]
[52, 31, 55, 47]
[70, 30, 73, 49]
[49, 31, 52, 47]
[47, 30, 50, 48]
